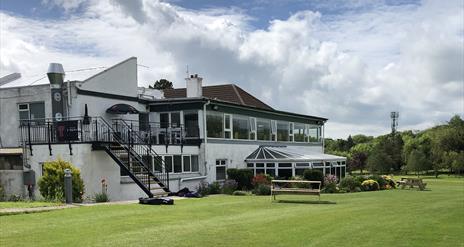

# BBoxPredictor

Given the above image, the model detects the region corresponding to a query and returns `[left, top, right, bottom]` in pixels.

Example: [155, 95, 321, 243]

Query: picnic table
[271, 180, 321, 201]
[397, 177, 427, 191]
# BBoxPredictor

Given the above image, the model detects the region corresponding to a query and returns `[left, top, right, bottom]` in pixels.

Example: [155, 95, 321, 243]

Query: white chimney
[186, 74, 203, 98]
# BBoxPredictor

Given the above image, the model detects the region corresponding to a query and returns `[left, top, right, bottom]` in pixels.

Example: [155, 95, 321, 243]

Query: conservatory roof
[245, 146, 346, 162]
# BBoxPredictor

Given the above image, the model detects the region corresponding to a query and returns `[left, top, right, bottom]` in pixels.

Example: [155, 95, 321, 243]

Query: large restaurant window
[159, 112, 181, 128]
[294, 123, 305, 142]
[163, 155, 199, 173]
[277, 121, 289, 142]
[184, 111, 199, 137]
[257, 118, 271, 140]
[207, 112, 224, 138]
[233, 115, 249, 139]
[306, 125, 320, 142]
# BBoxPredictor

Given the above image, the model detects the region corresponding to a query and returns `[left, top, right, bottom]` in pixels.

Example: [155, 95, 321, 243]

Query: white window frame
[216, 159, 227, 180]
[289, 122, 294, 142]
[182, 155, 191, 173]
[224, 114, 232, 139]
[249, 117, 257, 140]
[271, 120, 277, 141]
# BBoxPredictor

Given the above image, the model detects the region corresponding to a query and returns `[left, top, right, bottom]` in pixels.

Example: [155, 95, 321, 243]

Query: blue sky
[0, 0, 462, 138]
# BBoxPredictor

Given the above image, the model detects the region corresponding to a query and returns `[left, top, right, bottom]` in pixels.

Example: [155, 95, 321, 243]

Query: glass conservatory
[245, 146, 347, 179]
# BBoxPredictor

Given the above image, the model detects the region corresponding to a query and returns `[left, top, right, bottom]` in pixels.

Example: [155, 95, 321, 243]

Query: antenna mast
[390, 111, 399, 134]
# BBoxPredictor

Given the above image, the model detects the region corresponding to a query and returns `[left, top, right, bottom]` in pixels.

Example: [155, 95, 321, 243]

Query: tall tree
[149, 79, 173, 90]
[406, 150, 432, 176]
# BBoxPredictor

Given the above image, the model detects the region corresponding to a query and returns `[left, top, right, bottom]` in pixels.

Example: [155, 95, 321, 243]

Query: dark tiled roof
[163, 84, 273, 110]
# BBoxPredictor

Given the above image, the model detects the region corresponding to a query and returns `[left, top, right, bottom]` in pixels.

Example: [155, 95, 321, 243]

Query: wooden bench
[397, 177, 427, 191]
[271, 180, 321, 201]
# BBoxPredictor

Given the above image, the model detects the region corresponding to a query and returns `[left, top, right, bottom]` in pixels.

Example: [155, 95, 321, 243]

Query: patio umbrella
[106, 104, 139, 114]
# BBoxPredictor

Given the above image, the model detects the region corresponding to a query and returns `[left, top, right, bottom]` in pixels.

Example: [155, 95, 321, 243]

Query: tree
[352, 134, 374, 145]
[406, 150, 432, 176]
[149, 79, 173, 90]
[367, 147, 394, 174]
[349, 143, 373, 174]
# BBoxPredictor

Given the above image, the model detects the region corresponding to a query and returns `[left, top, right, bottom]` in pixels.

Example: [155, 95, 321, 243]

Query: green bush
[94, 193, 109, 203]
[290, 176, 310, 188]
[361, 179, 380, 191]
[232, 190, 248, 196]
[227, 169, 253, 190]
[303, 169, 324, 188]
[339, 176, 362, 192]
[368, 175, 387, 189]
[253, 184, 271, 195]
[322, 174, 338, 193]
[196, 182, 210, 197]
[208, 182, 222, 194]
[221, 180, 238, 195]
[38, 158, 85, 202]
[0, 184, 5, 201]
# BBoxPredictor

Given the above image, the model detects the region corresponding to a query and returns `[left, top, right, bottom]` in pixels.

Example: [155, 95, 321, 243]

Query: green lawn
[1, 177, 463, 247]
[0, 201, 62, 209]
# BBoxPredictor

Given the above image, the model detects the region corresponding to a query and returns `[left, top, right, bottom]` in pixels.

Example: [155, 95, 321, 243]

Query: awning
[245, 146, 346, 163]
[0, 148, 23, 156]
[106, 104, 139, 114]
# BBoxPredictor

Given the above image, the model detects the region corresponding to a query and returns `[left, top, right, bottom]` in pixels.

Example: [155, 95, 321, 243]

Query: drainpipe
[202, 99, 211, 177]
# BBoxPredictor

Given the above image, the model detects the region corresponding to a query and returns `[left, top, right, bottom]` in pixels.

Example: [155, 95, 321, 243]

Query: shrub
[361, 179, 380, 191]
[232, 190, 248, 196]
[94, 193, 110, 203]
[196, 181, 210, 197]
[8, 194, 23, 202]
[382, 175, 396, 189]
[253, 184, 271, 195]
[208, 182, 222, 194]
[339, 176, 362, 192]
[252, 174, 272, 187]
[303, 169, 324, 188]
[368, 175, 387, 189]
[290, 176, 309, 188]
[0, 184, 5, 201]
[227, 169, 254, 190]
[38, 158, 85, 202]
[322, 174, 338, 193]
[222, 180, 238, 195]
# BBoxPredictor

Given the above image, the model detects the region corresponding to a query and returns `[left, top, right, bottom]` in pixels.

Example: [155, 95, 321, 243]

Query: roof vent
[47, 63, 65, 87]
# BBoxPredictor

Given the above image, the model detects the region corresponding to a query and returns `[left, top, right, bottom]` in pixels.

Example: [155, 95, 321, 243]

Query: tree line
[325, 115, 464, 177]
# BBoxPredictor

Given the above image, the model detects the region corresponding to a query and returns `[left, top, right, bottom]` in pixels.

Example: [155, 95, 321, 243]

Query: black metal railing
[111, 119, 169, 190]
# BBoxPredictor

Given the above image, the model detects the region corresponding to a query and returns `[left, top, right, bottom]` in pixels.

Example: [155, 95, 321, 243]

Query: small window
[271, 120, 277, 141]
[164, 156, 173, 173]
[191, 155, 199, 172]
[18, 104, 29, 110]
[183, 156, 191, 172]
[249, 117, 256, 140]
[173, 155, 182, 173]
[216, 159, 227, 180]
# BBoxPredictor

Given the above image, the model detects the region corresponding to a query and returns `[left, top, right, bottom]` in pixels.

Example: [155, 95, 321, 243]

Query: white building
[0, 57, 346, 201]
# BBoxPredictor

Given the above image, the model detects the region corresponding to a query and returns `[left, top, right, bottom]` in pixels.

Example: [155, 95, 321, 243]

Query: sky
[0, 0, 463, 138]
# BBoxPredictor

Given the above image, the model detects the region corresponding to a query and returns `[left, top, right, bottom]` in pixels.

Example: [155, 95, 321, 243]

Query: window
[256, 163, 265, 174]
[289, 122, 294, 142]
[138, 113, 149, 131]
[18, 102, 45, 125]
[306, 125, 320, 142]
[265, 163, 276, 177]
[233, 115, 249, 139]
[160, 113, 169, 128]
[257, 118, 271, 141]
[183, 156, 191, 172]
[173, 155, 182, 173]
[271, 120, 277, 141]
[277, 163, 292, 178]
[249, 117, 256, 140]
[191, 155, 199, 172]
[277, 121, 289, 142]
[160, 112, 181, 128]
[216, 159, 227, 180]
[154, 156, 163, 172]
[207, 111, 224, 138]
[224, 114, 232, 139]
[294, 123, 305, 142]
[184, 111, 199, 137]
[0, 156, 23, 170]
[164, 156, 173, 173]
[295, 163, 310, 176]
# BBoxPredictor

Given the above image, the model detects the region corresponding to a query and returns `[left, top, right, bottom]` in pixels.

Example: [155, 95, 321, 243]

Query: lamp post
[64, 169, 73, 204]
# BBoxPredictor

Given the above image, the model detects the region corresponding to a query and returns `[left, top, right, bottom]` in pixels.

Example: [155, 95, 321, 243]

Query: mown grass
[0, 177, 463, 247]
[0, 201, 62, 209]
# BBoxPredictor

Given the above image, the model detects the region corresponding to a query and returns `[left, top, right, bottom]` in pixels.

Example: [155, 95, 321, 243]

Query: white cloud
[0, 0, 462, 138]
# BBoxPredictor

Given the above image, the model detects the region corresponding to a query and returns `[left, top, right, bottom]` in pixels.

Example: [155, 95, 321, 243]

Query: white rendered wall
[27, 144, 147, 201]
[0, 85, 51, 147]
[78, 57, 138, 97]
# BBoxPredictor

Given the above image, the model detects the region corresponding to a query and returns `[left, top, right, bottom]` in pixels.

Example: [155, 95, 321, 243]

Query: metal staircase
[94, 118, 170, 198]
